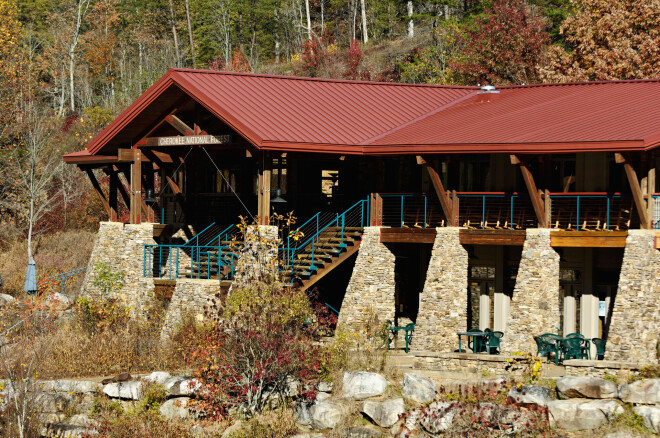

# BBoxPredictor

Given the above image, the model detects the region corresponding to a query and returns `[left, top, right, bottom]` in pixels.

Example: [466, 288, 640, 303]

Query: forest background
[0, 0, 657, 291]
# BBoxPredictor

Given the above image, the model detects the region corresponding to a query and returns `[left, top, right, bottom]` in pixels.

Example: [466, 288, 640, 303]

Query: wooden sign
[146, 134, 232, 147]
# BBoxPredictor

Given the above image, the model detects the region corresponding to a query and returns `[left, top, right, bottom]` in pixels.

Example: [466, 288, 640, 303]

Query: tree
[539, 0, 660, 82]
[0, 0, 24, 141]
[400, 21, 463, 84]
[66, 0, 91, 113]
[452, 0, 550, 85]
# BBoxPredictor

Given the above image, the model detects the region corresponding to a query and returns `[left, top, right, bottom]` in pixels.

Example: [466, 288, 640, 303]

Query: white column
[563, 291, 576, 336]
[493, 246, 508, 332]
[580, 248, 597, 358]
[479, 291, 490, 330]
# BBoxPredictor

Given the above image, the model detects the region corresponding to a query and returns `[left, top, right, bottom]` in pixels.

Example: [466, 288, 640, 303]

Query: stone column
[606, 230, 660, 363]
[336, 227, 395, 333]
[161, 278, 222, 340]
[413, 228, 468, 352]
[229, 225, 279, 293]
[493, 246, 509, 332]
[504, 228, 560, 354]
[81, 222, 156, 317]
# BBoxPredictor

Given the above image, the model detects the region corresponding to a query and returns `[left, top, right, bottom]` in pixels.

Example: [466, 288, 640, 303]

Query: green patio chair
[562, 337, 590, 360]
[536, 333, 560, 363]
[467, 328, 486, 353]
[591, 338, 606, 360]
[487, 331, 503, 355]
[566, 333, 584, 339]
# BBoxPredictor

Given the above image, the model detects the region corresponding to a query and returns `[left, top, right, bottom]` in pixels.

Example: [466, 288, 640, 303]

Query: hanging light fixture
[143, 189, 157, 205]
[271, 188, 287, 203]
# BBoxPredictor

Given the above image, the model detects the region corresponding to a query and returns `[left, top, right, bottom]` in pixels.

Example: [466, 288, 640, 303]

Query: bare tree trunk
[304, 0, 312, 41]
[184, 0, 195, 67]
[360, 0, 368, 43]
[68, 0, 90, 113]
[320, 0, 324, 31]
[407, 1, 414, 38]
[168, 0, 181, 67]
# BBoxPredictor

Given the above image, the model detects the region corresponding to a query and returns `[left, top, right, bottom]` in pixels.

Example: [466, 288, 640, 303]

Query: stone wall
[229, 225, 279, 293]
[81, 222, 156, 316]
[161, 279, 222, 339]
[337, 227, 395, 333]
[414, 228, 468, 352]
[504, 228, 560, 354]
[564, 359, 641, 380]
[606, 230, 660, 363]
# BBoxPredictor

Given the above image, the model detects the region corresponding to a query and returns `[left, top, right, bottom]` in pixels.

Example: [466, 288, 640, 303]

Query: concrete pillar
[414, 228, 468, 352]
[479, 292, 490, 330]
[504, 229, 560, 354]
[493, 246, 509, 332]
[580, 292, 599, 358]
[337, 227, 396, 333]
[563, 292, 576, 336]
[606, 230, 660, 363]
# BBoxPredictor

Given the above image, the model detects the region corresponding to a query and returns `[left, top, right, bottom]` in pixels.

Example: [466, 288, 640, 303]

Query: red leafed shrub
[188, 280, 328, 420]
[343, 39, 364, 80]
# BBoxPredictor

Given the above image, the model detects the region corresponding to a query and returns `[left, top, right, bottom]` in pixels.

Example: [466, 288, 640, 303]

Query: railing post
[481, 195, 486, 229]
[510, 196, 514, 230]
[176, 248, 180, 279]
[400, 195, 404, 228]
[423, 195, 427, 228]
[576, 196, 580, 231]
[607, 197, 610, 230]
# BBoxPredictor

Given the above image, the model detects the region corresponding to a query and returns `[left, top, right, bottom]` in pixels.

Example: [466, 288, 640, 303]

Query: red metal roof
[72, 69, 660, 159]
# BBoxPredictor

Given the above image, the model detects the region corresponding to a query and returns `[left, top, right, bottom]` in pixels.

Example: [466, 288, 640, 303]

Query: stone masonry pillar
[414, 228, 468, 352]
[229, 225, 279, 293]
[504, 228, 560, 354]
[606, 230, 660, 363]
[81, 222, 156, 317]
[337, 227, 395, 334]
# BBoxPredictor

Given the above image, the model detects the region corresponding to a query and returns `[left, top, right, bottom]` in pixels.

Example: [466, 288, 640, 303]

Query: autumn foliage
[453, 0, 550, 85]
[539, 0, 660, 81]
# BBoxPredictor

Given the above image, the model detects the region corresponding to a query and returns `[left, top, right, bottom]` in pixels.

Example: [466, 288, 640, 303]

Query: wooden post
[615, 153, 649, 229]
[263, 154, 271, 225]
[417, 155, 453, 224]
[109, 170, 118, 221]
[451, 191, 460, 226]
[511, 154, 547, 228]
[130, 149, 143, 224]
[85, 168, 111, 220]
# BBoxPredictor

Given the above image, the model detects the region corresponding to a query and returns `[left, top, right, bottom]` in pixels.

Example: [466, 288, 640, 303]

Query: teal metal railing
[39, 267, 87, 294]
[652, 194, 659, 229]
[280, 198, 370, 273]
[144, 223, 240, 281]
[548, 193, 635, 231]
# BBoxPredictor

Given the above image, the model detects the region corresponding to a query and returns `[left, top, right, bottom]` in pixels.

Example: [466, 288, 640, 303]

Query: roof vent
[479, 84, 499, 94]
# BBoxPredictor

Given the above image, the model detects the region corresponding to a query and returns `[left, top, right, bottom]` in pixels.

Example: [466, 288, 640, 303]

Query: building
[63, 69, 660, 362]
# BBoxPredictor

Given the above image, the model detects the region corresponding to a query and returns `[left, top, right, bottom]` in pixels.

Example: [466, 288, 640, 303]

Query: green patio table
[457, 331, 489, 353]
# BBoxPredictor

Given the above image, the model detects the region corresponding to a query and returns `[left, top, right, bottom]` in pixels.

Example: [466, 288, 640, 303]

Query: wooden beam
[109, 171, 118, 221]
[511, 154, 546, 227]
[380, 228, 437, 244]
[85, 169, 111, 220]
[418, 156, 453, 224]
[165, 115, 196, 136]
[550, 231, 628, 248]
[621, 159, 650, 228]
[165, 175, 182, 195]
[459, 229, 527, 246]
[130, 149, 143, 224]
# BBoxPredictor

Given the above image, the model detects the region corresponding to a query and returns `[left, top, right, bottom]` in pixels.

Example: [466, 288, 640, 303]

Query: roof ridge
[360, 90, 479, 145]
[169, 68, 479, 90]
[497, 78, 660, 89]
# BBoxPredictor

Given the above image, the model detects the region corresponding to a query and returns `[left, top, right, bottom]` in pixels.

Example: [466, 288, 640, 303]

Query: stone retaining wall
[414, 228, 468, 352]
[412, 352, 529, 376]
[337, 227, 395, 333]
[160, 279, 222, 339]
[504, 228, 560, 354]
[606, 230, 660, 363]
[81, 222, 156, 317]
[563, 359, 641, 380]
[229, 225, 278, 293]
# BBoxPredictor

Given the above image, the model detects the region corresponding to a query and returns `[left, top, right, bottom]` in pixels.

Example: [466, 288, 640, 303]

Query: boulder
[440, 377, 508, 396]
[317, 381, 333, 393]
[143, 371, 171, 385]
[295, 401, 313, 427]
[401, 373, 437, 403]
[32, 392, 75, 413]
[633, 406, 660, 434]
[315, 392, 331, 402]
[291, 434, 325, 438]
[164, 376, 201, 396]
[38, 380, 102, 394]
[619, 379, 660, 405]
[0, 294, 16, 305]
[419, 401, 456, 434]
[159, 397, 191, 420]
[340, 426, 382, 437]
[46, 292, 71, 308]
[103, 381, 144, 400]
[547, 399, 623, 431]
[556, 376, 618, 399]
[342, 372, 387, 400]
[602, 433, 643, 438]
[310, 399, 344, 430]
[507, 385, 554, 407]
[360, 397, 405, 428]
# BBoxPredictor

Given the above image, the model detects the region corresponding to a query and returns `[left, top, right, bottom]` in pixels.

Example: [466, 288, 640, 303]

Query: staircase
[281, 198, 369, 290]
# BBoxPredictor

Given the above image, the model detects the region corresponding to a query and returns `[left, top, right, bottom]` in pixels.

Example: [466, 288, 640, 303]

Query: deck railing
[652, 194, 660, 230]
[548, 193, 636, 231]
